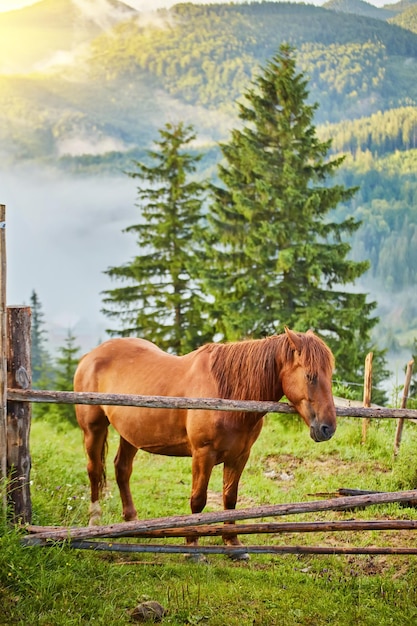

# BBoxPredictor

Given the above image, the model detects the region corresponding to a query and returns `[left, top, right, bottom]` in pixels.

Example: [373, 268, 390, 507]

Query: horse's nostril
[310, 420, 335, 442]
[320, 424, 334, 440]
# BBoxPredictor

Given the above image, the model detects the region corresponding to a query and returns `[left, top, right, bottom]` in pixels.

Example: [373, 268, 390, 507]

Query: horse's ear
[284, 326, 302, 354]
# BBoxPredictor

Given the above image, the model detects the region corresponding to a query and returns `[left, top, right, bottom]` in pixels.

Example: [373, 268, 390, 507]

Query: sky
[0, 0, 36, 9]
[0, 0, 399, 13]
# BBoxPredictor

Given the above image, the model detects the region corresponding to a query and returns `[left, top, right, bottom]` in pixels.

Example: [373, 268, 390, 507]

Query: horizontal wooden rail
[22, 489, 417, 545]
[47, 542, 417, 556]
[7, 388, 417, 419]
[27, 518, 417, 539]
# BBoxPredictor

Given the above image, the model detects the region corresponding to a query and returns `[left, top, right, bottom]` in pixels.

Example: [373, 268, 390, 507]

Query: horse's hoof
[89, 501, 102, 526]
[184, 552, 208, 564]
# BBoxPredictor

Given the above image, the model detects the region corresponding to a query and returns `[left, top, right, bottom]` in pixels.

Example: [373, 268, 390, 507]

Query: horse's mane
[295, 331, 335, 378]
[197, 332, 334, 402]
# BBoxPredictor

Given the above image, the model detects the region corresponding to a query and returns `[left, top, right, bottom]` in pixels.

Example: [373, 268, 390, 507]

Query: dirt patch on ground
[345, 554, 396, 577]
[263, 453, 390, 483]
[206, 490, 256, 509]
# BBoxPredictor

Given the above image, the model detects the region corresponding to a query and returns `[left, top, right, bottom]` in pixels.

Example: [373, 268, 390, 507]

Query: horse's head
[280, 327, 336, 442]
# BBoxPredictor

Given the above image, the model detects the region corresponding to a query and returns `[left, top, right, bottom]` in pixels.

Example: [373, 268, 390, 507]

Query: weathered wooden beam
[394, 359, 414, 456]
[361, 352, 373, 443]
[7, 307, 32, 524]
[26, 518, 417, 539]
[21, 489, 417, 545]
[35, 540, 417, 557]
[0, 205, 7, 517]
[7, 388, 417, 420]
[7, 389, 295, 414]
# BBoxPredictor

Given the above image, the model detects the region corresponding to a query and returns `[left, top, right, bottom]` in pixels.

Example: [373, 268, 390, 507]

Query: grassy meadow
[2, 413, 417, 625]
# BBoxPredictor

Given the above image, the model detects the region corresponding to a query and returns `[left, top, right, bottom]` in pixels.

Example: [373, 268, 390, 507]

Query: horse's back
[74, 337, 178, 395]
[74, 338, 215, 400]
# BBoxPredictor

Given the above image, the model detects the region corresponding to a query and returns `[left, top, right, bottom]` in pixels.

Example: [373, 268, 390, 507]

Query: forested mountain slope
[87, 2, 417, 122]
[2, 1, 417, 353]
[385, 0, 417, 12]
[323, 0, 396, 20]
[389, 4, 417, 33]
[2, 1, 417, 169]
[2, 1, 417, 161]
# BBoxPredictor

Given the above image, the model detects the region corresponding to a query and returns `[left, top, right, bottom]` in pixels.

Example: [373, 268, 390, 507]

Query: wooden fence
[2, 304, 417, 556]
[2, 203, 417, 556]
[22, 490, 417, 556]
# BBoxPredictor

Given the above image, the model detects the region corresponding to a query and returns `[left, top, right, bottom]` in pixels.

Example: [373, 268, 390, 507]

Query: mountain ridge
[323, 0, 397, 20]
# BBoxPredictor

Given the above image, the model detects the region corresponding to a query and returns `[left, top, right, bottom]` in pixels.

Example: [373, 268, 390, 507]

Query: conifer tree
[29, 290, 55, 417]
[53, 329, 81, 425]
[30, 290, 51, 388]
[102, 122, 210, 354]
[41, 330, 81, 426]
[30, 290, 54, 404]
[204, 44, 387, 389]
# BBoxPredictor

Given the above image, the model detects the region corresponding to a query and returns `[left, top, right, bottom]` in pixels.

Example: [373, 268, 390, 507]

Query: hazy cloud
[57, 134, 131, 157]
[4, 166, 138, 349]
[72, 0, 135, 30]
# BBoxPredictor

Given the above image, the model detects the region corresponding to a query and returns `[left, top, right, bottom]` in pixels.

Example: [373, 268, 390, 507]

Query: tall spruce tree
[30, 290, 53, 389]
[204, 44, 387, 390]
[40, 329, 81, 426]
[52, 329, 81, 425]
[30, 290, 47, 386]
[102, 122, 210, 354]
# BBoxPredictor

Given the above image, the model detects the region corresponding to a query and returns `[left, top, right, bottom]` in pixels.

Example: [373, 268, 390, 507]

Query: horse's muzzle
[310, 420, 336, 442]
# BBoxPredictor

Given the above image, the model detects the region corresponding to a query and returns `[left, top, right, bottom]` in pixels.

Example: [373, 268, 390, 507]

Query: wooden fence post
[361, 352, 373, 444]
[0, 205, 7, 519]
[6, 306, 32, 524]
[393, 359, 414, 457]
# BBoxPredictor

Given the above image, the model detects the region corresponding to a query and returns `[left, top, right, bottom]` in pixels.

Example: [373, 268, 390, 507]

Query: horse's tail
[98, 427, 109, 497]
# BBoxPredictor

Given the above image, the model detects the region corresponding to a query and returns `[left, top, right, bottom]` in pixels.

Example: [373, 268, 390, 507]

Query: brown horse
[74, 327, 336, 557]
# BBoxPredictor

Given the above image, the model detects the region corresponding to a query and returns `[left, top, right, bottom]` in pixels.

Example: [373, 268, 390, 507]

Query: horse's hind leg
[76, 404, 109, 526]
[114, 436, 138, 522]
[222, 454, 251, 560]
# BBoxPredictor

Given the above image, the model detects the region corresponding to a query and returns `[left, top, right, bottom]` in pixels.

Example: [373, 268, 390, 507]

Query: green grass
[2, 414, 417, 625]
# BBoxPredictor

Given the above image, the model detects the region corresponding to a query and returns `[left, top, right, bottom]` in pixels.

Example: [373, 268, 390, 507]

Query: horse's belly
[106, 406, 191, 456]
[140, 443, 192, 457]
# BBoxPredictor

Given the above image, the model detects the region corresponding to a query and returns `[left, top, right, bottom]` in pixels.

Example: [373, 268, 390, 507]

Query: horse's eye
[306, 373, 317, 385]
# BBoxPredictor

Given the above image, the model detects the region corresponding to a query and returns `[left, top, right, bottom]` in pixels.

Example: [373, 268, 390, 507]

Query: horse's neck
[209, 338, 283, 402]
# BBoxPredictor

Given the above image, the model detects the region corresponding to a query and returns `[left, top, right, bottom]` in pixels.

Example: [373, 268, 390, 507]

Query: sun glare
[0, 0, 38, 12]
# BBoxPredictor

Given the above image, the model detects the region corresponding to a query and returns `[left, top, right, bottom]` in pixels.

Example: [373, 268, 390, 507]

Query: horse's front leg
[114, 437, 139, 522]
[222, 453, 251, 561]
[187, 448, 216, 559]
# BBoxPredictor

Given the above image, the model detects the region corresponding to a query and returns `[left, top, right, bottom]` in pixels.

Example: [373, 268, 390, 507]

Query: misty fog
[2, 164, 411, 393]
[3, 165, 138, 351]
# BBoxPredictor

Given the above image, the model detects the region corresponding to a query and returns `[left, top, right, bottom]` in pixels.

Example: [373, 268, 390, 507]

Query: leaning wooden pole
[7, 306, 32, 524]
[0, 205, 7, 518]
[22, 489, 417, 544]
[26, 518, 417, 539]
[361, 352, 373, 444]
[50, 542, 417, 557]
[393, 359, 414, 457]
